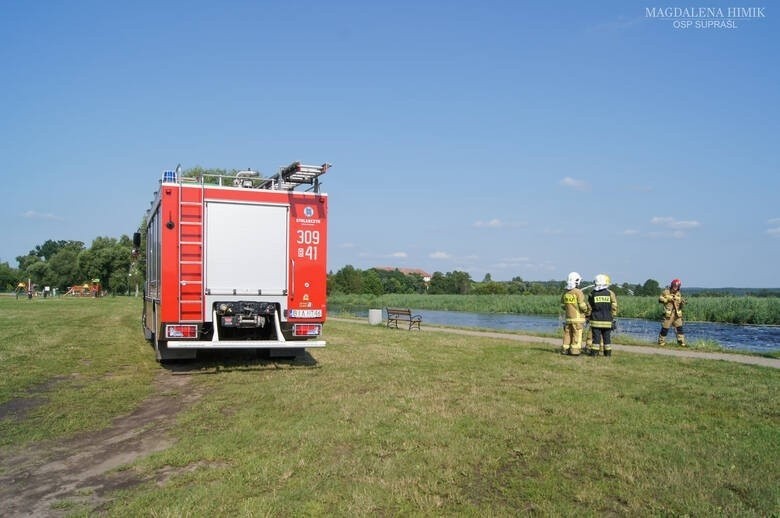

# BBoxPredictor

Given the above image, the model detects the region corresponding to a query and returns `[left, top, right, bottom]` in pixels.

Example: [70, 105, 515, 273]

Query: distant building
[375, 266, 431, 284]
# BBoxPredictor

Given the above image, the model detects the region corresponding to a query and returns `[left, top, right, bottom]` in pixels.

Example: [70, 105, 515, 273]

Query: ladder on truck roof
[257, 162, 330, 192]
[177, 181, 205, 323]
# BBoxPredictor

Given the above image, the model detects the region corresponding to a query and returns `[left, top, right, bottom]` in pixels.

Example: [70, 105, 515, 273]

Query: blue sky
[1, 1, 777, 288]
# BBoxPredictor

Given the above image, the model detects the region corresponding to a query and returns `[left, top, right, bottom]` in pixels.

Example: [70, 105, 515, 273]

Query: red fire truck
[136, 162, 329, 361]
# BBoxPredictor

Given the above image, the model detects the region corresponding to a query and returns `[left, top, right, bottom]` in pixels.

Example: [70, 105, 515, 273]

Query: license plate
[289, 309, 322, 318]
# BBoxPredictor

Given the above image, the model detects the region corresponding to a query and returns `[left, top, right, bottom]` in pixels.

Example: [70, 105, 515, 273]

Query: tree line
[328, 266, 666, 297]
[1, 237, 140, 295]
[5, 239, 778, 298]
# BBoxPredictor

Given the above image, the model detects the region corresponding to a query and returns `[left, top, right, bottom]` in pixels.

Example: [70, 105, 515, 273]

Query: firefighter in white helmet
[560, 272, 589, 355]
[658, 278, 686, 346]
[587, 274, 618, 356]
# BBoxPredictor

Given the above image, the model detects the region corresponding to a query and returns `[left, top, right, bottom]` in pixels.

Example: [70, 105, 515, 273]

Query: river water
[333, 307, 780, 355]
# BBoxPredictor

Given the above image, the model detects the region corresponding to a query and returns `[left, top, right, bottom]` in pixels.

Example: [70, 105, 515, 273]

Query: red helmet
[670, 278, 682, 289]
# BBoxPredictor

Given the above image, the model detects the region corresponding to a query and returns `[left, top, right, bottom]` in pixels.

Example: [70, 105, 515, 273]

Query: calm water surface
[334, 307, 780, 355]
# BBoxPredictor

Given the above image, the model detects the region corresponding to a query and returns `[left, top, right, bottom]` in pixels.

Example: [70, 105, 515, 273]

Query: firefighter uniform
[588, 284, 618, 356]
[561, 272, 589, 355]
[658, 279, 686, 346]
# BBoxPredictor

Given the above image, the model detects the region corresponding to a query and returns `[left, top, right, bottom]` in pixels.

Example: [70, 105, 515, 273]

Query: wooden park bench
[385, 307, 422, 331]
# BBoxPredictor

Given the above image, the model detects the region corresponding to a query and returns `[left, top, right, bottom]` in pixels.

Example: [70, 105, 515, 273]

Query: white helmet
[566, 271, 581, 289]
[595, 274, 609, 291]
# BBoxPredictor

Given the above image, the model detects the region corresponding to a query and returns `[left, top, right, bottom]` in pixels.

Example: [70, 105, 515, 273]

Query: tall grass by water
[1, 296, 778, 515]
[329, 293, 780, 325]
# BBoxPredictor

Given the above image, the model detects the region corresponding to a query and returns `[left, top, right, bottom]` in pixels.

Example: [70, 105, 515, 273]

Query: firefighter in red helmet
[658, 278, 686, 346]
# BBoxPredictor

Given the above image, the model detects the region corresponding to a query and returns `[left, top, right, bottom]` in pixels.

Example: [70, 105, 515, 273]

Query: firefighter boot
[658, 334, 666, 346]
[677, 334, 686, 347]
[604, 348, 612, 357]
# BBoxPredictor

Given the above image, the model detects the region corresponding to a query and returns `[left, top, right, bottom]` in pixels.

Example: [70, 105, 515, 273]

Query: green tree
[26, 261, 54, 289]
[638, 279, 661, 296]
[362, 269, 384, 295]
[473, 281, 508, 295]
[28, 239, 84, 261]
[47, 247, 83, 290]
[328, 265, 363, 294]
[0, 261, 20, 291]
[427, 272, 450, 294]
[428, 270, 472, 294]
[16, 254, 41, 272]
[77, 236, 134, 294]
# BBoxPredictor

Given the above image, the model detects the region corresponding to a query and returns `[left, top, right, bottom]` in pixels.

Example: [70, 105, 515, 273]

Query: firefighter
[587, 274, 618, 356]
[561, 272, 589, 355]
[658, 278, 686, 346]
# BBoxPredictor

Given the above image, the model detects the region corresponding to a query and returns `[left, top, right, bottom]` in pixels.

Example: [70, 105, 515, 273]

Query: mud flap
[155, 338, 197, 361]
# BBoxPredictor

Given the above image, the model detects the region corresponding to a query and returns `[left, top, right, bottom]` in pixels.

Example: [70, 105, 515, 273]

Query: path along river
[334, 307, 780, 355]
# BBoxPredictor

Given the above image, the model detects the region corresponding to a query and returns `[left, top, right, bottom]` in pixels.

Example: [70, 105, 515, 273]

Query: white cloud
[391, 251, 407, 258]
[622, 229, 640, 236]
[763, 218, 780, 238]
[473, 218, 503, 228]
[473, 219, 528, 229]
[559, 177, 590, 192]
[429, 251, 452, 260]
[22, 210, 62, 221]
[650, 216, 701, 230]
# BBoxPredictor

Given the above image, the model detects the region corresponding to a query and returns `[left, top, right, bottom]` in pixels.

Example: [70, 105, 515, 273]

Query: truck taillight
[293, 324, 321, 337]
[166, 324, 198, 339]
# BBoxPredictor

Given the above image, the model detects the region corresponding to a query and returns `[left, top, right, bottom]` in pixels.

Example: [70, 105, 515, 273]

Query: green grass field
[1, 296, 778, 516]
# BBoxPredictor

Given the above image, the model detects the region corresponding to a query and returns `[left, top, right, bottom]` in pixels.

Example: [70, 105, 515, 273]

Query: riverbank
[328, 293, 780, 325]
[330, 317, 780, 369]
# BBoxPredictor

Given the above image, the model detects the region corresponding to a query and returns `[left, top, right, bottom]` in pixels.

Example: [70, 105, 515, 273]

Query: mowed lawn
[1, 296, 778, 516]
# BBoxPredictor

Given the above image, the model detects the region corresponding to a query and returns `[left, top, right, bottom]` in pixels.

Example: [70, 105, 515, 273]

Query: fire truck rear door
[204, 201, 288, 295]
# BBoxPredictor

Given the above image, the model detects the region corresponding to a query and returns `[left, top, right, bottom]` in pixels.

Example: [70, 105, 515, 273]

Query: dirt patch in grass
[0, 377, 70, 422]
[0, 371, 203, 516]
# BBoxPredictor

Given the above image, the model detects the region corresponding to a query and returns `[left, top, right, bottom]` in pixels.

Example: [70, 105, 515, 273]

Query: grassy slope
[1, 297, 778, 515]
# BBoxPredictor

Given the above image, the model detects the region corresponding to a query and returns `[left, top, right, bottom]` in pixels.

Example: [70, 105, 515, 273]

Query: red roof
[375, 266, 431, 278]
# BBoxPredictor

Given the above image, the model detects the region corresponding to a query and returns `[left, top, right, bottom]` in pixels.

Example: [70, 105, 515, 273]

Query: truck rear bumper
[166, 340, 326, 349]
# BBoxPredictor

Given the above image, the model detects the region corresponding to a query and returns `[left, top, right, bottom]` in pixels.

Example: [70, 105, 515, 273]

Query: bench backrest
[386, 308, 412, 317]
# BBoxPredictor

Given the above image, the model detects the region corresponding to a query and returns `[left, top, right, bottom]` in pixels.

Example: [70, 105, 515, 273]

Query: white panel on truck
[205, 202, 288, 294]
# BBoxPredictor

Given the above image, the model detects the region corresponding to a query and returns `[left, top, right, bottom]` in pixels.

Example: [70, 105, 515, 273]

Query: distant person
[658, 278, 686, 346]
[561, 272, 589, 355]
[587, 274, 618, 357]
